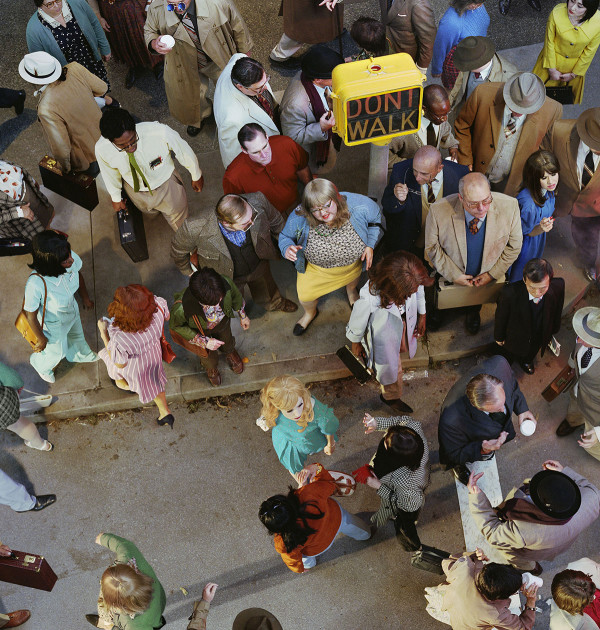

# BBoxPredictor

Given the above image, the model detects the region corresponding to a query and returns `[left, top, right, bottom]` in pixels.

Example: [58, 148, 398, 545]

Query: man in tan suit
[144, 0, 253, 137]
[448, 36, 518, 120]
[455, 73, 562, 197]
[543, 108, 600, 282]
[468, 461, 600, 573]
[425, 172, 522, 334]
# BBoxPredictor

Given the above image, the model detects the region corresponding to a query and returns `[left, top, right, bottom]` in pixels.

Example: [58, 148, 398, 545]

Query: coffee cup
[159, 35, 175, 50]
[520, 419, 536, 436]
[522, 572, 543, 588]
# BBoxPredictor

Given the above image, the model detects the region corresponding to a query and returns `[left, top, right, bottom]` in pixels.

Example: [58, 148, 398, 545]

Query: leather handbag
[544, 78, 574, 105]
[410, 544, 451, 575]
[336, 345, 372, 385]
[542, 364, 576, 402]
[15, 274, 47, 349]
[0, 550, 57, 591]
[169, 302, 209, 359]
[157, 305, 176, 363]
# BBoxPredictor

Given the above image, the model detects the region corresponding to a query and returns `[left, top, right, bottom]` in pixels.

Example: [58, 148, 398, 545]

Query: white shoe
[38, 371, 55, 383]
[25, 439, 54, 451]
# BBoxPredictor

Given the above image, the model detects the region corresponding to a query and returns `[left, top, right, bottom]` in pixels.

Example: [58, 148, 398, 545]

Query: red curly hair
[108, 285, 157, 333]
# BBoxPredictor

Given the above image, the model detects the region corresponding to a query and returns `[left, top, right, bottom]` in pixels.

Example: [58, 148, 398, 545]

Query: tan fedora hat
[453, 36, 496, 72]
[572, 307, 600, 348]
[19, 51, 62, 85]
[576, 108, 600, 152]
[503, 72, 546, 115]
[232, 608, 283, 630]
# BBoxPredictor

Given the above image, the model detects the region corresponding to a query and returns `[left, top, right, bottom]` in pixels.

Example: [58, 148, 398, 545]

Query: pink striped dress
[99, 296, 169, 404]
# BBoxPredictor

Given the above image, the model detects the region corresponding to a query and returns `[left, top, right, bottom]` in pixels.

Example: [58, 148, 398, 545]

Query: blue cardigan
[26, 0, 110, 65]
[279, 192, 384, 268]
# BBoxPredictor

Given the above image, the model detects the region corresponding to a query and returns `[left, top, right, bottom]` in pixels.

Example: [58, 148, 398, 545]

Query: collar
[482, 405, 508, 416]
[578, 140, 600, 166]
[503, 105, 527, 128]
[420, 115, 438, 132]
[181, 0, 197, 18]
[464, 209, 485, 226]
[38, 0, 72, 26]
[528, 292, 543, 304]
[478, 59, 493, 80]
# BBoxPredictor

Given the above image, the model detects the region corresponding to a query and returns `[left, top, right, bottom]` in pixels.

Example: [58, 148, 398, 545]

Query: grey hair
[466, 374, 503, 409]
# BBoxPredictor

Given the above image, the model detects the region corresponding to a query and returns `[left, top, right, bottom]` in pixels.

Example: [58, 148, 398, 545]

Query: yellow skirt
[297, 260, 362, 303]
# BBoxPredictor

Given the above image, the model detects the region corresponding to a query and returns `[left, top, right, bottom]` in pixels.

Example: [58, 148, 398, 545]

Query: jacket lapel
[491, 92, 504, 149]
[568, 125, 580, 190]
[165, 3, 195, 47]
[206, 215, 232, 259]
[481, 201, 497, 270]
[451, 198, 468, 270]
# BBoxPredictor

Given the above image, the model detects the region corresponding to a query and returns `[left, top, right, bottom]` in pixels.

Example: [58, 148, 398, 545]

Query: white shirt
[314, 84, 330, 139]
[421, 169, 444, 200]
[503, 106, 527, 131]
[528, 292, 542, 304]
[95, 122, 202, 203]
[576, 140, 600, 186]
[464, 209, 485, 231]
[476, 60, 493, 81]
[38, 1, 73, 26]
[577, 345, 600, 375]
[416, 115, 439, 146]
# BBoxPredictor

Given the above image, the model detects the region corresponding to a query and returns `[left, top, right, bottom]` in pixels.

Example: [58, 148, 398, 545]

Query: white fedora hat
[19, 51, 62, 85]
[573, 307, 600, 348]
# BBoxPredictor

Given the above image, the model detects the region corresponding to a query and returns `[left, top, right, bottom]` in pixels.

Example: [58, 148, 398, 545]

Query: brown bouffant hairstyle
[368, 251, 434, 309]
[466, 373, 503, 410]
[108, 285, 157, 334]
[520, 149, 560, 207]
[552, 569, 597, 615]
[101, 564, 154, 616]
[297, 179, 350, 229]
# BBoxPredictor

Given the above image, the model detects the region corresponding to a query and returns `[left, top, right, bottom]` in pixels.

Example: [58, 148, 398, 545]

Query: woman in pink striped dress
[97, 285, 174, 428]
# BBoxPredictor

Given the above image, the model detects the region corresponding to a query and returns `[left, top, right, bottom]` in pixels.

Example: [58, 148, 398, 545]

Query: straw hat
[232, 608, 283, 630]
[576, 108, 600, 152]
[503, 72, 546, 115]
[453, 36, 495, 71]
[19, 51, 62, 85]
[573, 307, 600, 348]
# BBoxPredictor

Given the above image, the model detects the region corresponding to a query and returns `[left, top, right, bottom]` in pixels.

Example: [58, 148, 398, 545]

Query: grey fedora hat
[503, 72, 546, 115]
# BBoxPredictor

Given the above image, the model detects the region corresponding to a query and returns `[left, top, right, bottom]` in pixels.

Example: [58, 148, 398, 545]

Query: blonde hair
[260, 375, 314, 431]
[100, 564, 154, 616]
[298, 179, 350, 228]
[216, 194, 249, 224]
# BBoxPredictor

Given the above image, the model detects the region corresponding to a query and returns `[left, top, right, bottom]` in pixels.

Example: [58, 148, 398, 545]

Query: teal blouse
[271, 398, 339, 474]
[0, 362, 24, 390]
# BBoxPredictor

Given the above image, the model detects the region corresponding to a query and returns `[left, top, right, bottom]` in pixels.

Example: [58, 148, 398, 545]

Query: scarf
[495, 496, 571, 525]
[300, 72, 332, 167]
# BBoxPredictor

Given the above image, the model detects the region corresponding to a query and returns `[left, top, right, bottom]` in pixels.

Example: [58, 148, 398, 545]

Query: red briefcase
[0, 550, 57, 591]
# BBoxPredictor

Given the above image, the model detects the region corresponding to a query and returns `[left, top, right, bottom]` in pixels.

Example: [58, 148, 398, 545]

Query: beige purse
[15, 274, 47, 349]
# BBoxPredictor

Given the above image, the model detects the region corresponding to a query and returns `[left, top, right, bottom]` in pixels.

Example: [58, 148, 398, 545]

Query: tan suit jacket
[424, 193, 522, 282]
[568, 343, 600, 423]
[441, 553, 536, 630]
[454, 82, 563, 197]
[469, 466, 600, 568]
[543, 119, 600, 218]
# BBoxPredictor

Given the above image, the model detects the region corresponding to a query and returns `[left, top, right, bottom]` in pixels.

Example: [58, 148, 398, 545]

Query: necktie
[468, 217, 480, 235]
[426, 122, 437, 147]
[533, 297, 541, 304]
[427, 183, 436, 204]
[473, 71, 481, 79]
[504, 114, 518, 138]
[582, 150, 596, 188]
[255, 92, 273, 119]
[128, 152, 152, 194]
[489, 410, 508, 424]
[581, 347, 593, 369]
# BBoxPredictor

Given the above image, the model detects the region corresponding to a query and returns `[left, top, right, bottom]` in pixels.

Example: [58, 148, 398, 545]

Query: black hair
[581, 0, 600, 23]
[259, 488, 325, 553]
[28, 230, 71, 277]
[451, 0, 486, 15]
[475, 563, 523, 601]
[384, 426, 425, 471]
[189, 268, 227, 306]
[350, 17, 388, 56]
[231, 57, 265, 88]
[33, 0, 45, 7]
[523, 258, 554, 283]
[99, 108, 136, 141]
[238, 123, 266, 149]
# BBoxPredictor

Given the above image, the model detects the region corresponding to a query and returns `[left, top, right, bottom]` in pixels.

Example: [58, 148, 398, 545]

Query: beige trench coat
[144, 0, 253, 126]
[37, 62, 105, 173]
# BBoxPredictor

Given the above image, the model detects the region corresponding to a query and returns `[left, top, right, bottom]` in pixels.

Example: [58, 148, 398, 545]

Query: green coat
[169, 275, 243, 340]
[0, 362, 24, 390]
[99, 534, 166, 630]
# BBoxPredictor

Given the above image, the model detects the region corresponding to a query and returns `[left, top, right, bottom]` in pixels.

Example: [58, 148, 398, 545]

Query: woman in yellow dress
[533, 0, 600, 104]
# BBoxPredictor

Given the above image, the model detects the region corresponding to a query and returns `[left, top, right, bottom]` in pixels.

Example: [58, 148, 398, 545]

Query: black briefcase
[336, 345, 372, 385]
[0, 550, 57, 591]
[410, 545, 451, 575]
[38, 155, 98, 211]
[544, 79, 575, 105]
[118, 198, 149, 263]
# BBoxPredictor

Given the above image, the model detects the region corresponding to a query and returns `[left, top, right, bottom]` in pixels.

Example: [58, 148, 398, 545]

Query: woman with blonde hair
[279, 178, 384, 336]
[86, 533, 165, 629]
[259, 375, 339, 482]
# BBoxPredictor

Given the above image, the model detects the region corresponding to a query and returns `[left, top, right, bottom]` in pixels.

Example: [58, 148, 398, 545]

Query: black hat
[529, 470, 581, 519]
[453, 36, 495, 72]
[301, 45, 344, 79]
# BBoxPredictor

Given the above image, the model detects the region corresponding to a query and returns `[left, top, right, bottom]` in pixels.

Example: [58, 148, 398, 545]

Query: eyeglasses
[310, 200, 334, 214]
[167, 2, 186, 10]
[247, 75, 271, 95]
[462, 194, 493, 210]
[42, 0, 62, 8]
[225, 209, 258, 232]
[112, 132, 139, 152]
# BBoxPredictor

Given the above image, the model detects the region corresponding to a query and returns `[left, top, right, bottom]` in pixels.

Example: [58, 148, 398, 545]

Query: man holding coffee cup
[144, 0, 253, 137]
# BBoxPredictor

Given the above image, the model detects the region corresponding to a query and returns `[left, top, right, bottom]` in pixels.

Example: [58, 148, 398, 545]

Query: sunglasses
[167, 2, 186, 10]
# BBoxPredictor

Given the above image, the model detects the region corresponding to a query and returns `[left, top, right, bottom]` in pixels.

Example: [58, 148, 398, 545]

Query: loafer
[85, 614, 100, 627]
[206, 368, 221, 387]
[292, 310, 319, 336]
[498, 0, 511, 14]
[4, 610, 31, 628]
[380, 394, 413, 414]
[226, 350, 244, 374]
[520, 362, 535, 375]
[269, 297, 298, 313]
[452, 464, 471, 486]
[125, 66, 136, 89]
[13, 90, 26, 116]
[527, 0, 541, 10]
[465, 311, 481, 335]
[30, 494, 56, 511]
[268, 54, 303, 70]
[556, 418, 584, 437]
[529, 562, 543, 576]
[584, 267, 597, 282]
[187, 125, 203, 137]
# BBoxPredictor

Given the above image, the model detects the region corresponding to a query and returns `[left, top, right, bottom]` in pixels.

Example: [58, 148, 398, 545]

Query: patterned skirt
[0, 386, 20, 430]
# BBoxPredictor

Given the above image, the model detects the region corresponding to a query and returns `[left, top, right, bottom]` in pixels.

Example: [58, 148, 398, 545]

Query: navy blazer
[382, 159, 469, 255]
[438, 356, 529, 467]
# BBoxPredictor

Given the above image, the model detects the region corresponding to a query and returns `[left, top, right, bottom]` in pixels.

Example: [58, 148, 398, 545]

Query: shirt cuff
[15, 206, 24, 217]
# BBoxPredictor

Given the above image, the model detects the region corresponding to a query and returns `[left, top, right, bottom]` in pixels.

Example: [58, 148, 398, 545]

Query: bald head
[412, 146, 443, 185]
[458, 173, 492, 219]
[423, 85, 451, 126]
[423, 84, 449, 107]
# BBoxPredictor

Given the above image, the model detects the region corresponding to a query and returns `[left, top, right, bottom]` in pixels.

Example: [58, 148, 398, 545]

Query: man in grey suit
[468, 461, 600, 574]
[280, 45, 344, 175]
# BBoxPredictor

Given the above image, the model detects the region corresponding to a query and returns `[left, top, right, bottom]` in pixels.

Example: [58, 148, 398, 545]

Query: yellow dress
[533, 4, 600, 104]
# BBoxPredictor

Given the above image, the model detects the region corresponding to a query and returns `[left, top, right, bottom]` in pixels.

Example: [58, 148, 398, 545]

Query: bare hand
[319, 110, 335, 132]
[202, 582, 218, 603]
[284, 244, 302, 262]
[240, 316, 250, 330]
[112, 199, 127, 212]
[323, 443, 335, 455]
[482, 431, 508, 453]
[366, 473, 381, 489]
[517, 411, 536, 431]
[21, 203, 35, 221]
[560, 72, 576, 82]
[449, 147, 458, 162]
[394, 183, 409, 203]
[82, 297, 95, 310]
[540, 217, 554, 232]
[472, 272, 493, 287]
[318, 0, 340, 11]
[543, 459, 563, 472]
[191, 176, 204, 192]
[99, 16, 110, 32]
[361, 246, 374, 270]
[475, 547, 489, 562]
[97, 319, 108, 334]
[151, 38, 172, 55]
[205, 338, 225, 351]
[467, 471, 484, 494]
[521, 582, 539, 605]
[0, 544, 12, 557]
[416, 313, 426, 337]
[495, 340, 505, 346]
[102, 54, 112, 62]
[296, 463, 319, 486]
[351, 341, 366, 361]
[454, 274, 474, 287]
[95, 533, 104, 545]
[578, 429, 599, 449]
[363, 412, 376, 434]
[548, 68, 562, 81]
[33, 336, 48, 353]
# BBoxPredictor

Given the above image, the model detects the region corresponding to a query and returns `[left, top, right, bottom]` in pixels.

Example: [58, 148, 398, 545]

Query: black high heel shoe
[157, 414, 174, 429]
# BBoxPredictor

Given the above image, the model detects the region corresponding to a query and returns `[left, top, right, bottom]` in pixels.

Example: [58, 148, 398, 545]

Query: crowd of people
[2, 0, 600, 628]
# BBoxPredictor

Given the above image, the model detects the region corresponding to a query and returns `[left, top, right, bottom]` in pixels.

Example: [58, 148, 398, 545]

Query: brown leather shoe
[5, 610, 31, 628]
[269, 297, 298, 312]
[226, 350, 244, 374]
[530, 562, 543, 576]
[556, 419, 584, 437]
[206, 368, 221, 386]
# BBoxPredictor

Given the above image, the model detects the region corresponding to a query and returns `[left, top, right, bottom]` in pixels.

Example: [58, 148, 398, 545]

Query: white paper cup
[159, 35, 175, 50]
[520, 419, 537, 436]
[522, 572, 543, 588]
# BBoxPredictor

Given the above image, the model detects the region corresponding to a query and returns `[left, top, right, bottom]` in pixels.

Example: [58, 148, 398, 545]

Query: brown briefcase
[542, 364, 577, 402]
[435, 277, 504, 310]
[39, 155, 99, 211]
[0, 550, 57, 591]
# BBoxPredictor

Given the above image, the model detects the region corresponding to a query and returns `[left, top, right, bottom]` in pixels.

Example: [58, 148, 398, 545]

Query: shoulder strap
[22, 273, 47, 329]
[174, 299, 206, 337]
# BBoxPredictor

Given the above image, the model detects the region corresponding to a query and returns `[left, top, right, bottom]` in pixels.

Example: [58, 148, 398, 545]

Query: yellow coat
[533, 4, 600, 104]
